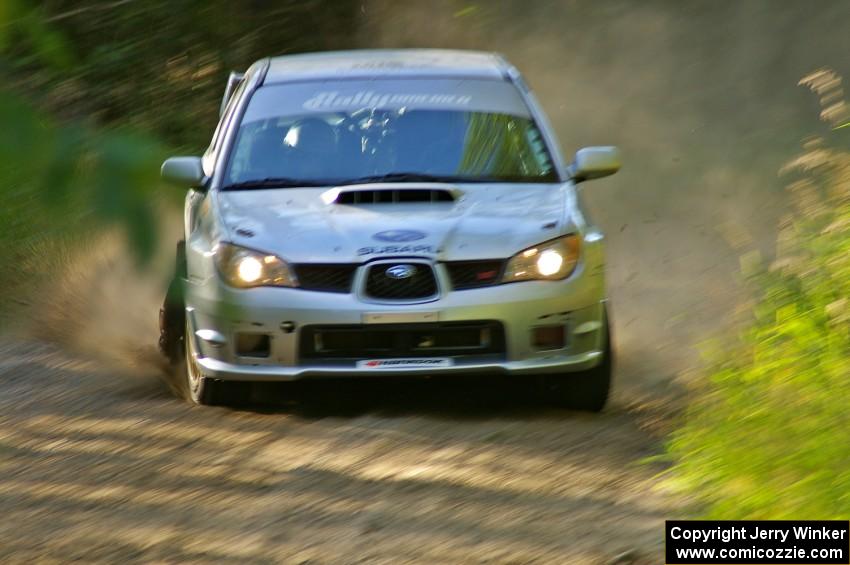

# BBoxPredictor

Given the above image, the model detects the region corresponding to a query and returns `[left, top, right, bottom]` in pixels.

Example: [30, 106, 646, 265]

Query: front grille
[293, 264, 357, 293]
[445, 260, 505, 290]
[365, 262, 438, 300]
[299, 321, 506, 362]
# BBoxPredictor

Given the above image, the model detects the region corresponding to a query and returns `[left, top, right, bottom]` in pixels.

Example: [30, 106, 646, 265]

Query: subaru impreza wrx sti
[158, 49, 620, 410]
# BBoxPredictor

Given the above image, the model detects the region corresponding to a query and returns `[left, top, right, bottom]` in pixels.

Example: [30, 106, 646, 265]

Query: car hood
[216, 183, 573, 263]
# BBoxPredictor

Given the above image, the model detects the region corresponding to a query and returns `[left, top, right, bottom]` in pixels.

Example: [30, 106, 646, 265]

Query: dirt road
[0, 335, 674, 564]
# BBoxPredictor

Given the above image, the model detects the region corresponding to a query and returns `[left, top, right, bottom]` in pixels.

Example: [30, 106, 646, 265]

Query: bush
[666, 72, 850, 518]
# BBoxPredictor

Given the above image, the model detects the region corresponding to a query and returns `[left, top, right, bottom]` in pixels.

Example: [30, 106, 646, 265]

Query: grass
[666, 135, 850, 518]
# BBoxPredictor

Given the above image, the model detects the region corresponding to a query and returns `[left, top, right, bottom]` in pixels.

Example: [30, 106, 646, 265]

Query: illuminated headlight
[214, 243, 298, 288]
[502, 234, 581, 282]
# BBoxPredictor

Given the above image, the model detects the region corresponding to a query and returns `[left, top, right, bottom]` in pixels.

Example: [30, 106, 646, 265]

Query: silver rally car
[159, 49, 620, 410]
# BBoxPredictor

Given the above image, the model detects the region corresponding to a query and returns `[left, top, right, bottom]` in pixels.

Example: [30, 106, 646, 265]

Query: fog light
[532, 325, 566, 350]
[236, 333, 271, 357]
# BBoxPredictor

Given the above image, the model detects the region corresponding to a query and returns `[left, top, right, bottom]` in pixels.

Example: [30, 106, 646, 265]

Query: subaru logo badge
[385, 264, 417, 279]
[373, 230, 426, 242]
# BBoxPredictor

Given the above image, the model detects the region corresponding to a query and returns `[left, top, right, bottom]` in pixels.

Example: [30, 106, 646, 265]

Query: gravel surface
[0, 337, 675, 564]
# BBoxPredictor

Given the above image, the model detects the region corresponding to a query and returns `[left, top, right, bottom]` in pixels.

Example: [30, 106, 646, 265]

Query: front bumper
[194, 350, 604, 381]
[185, 261, 607, 382]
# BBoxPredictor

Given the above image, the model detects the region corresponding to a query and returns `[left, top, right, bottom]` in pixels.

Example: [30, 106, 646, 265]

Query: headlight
[502, 234, 581, 282]
[214, 243, 298, 288]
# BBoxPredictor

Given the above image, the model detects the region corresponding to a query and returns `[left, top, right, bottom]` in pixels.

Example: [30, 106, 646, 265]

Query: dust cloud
[23, 219, 181, 377]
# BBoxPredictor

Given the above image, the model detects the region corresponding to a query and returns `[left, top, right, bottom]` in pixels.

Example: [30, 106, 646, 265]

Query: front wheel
[538, 308, 612, 412]
[177, 322, 219, 405]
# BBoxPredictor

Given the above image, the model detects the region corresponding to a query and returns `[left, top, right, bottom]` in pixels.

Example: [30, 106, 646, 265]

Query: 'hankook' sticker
[356, 358, 453, 369]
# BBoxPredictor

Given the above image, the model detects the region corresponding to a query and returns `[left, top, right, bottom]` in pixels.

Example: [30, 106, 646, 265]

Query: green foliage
[3, 0, 359, 148]
[0, 1, 359, 314]
[667, 136, 850, 518]
[0, 90, 166, 302]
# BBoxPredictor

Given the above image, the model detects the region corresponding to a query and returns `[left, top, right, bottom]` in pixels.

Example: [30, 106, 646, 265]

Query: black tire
[159, 241, 187, 362]
[539, 307, 612, 412]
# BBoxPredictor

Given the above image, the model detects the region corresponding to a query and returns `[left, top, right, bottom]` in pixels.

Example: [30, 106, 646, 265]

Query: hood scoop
[322, 185, 459, 205]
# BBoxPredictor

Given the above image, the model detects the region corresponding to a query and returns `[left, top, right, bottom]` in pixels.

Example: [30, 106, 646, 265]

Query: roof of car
[263, 49, 511, 83]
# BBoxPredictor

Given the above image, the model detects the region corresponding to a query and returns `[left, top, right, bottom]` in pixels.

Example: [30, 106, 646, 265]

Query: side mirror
[161, 156, 205, 188]
[571, 146, 621, 183]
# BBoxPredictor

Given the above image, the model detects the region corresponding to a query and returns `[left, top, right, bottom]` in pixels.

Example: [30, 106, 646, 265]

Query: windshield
[224, 79, 558, 187]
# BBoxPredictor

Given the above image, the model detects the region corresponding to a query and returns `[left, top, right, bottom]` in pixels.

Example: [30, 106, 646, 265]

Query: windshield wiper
[334, 172, 558, 185]
[335, 173, 486, 185]
[221, 177, 331, 190]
